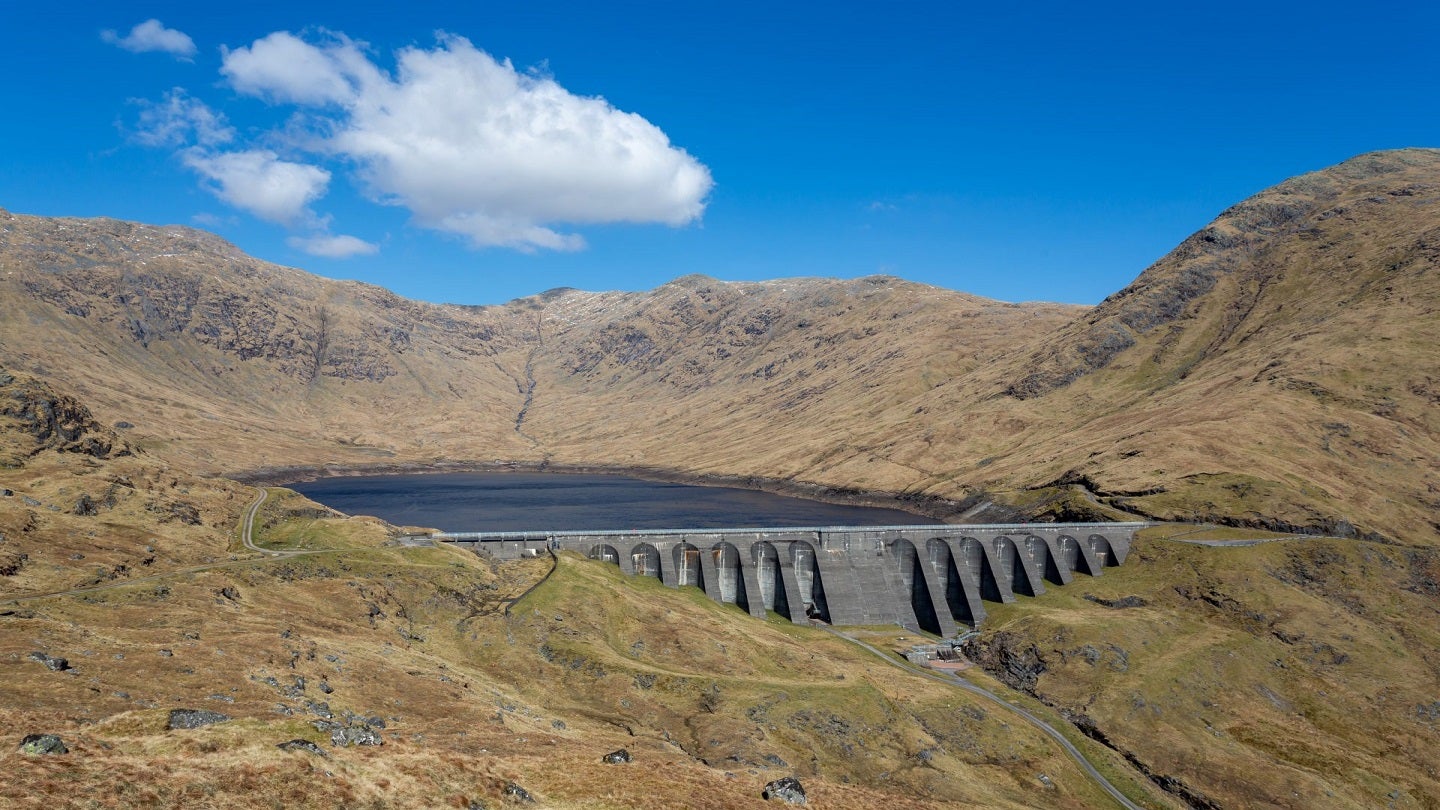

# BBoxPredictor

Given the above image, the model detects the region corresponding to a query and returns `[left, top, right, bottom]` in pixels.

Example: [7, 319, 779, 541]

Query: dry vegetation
[967, 532, 1440, 809]
[3, 466, 1143, 807]
[2, 152, 1436, 543]
[1, 148, 1439, 807]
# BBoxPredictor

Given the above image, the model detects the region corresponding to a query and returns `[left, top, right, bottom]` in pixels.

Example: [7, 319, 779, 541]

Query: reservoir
[289, 471, 929, 532]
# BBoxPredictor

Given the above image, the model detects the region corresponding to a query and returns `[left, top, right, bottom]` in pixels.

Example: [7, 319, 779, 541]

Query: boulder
[276, 739, 327, 757]
[330, 724, 383, 747]
[502, 782, 535, 803]
[28, 651, 70, 671]
[167, 709, 230, 730]
[18, 734, 67, 755]
[762, 776, 808, 804]
[601, 748, 632, 764]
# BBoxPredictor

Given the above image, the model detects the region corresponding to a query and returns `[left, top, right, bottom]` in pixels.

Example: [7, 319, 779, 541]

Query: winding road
[240, 486, 274, 554]
[1, 487, 301, 607]
[823, 627, 1152, 810]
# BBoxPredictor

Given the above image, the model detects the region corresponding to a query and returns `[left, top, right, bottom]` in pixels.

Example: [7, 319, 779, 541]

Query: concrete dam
[438, 522, 1143, 637]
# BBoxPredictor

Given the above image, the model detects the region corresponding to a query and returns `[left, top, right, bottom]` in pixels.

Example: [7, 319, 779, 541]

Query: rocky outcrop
[18, 734, 67, 755]
[166, 709, 230, 730]
[601, 748, 631, 764]
[501, 782, 535, 803]
[962, 632, 1046, 693]
[0, 371, 125, 460]
[327, 724, 383, 747]
[762, 776, 807, 804]
[276, 739, 327, 756]
[28, 651, 71, 672]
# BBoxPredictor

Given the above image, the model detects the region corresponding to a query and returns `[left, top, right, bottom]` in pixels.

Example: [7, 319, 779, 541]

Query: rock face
[166, 709, 230, 730]
[762, 776, 807, 804]
[18, 734, 67, 755]
[0, 372, 125, 463]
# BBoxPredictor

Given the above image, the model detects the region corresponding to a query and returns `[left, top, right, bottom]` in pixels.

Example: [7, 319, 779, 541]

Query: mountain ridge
[4, 150, 1440, 809]
[1, 148, 1437, 543]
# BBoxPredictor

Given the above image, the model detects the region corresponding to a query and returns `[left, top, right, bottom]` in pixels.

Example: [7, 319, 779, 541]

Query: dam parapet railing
[436, 522, 1152, 636]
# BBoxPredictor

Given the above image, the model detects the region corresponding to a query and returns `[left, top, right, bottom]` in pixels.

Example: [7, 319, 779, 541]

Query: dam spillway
[437, 522, 1145, 636]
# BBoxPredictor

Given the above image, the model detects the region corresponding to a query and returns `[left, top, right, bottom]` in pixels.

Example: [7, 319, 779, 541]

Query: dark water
[288, 471, 929, 532]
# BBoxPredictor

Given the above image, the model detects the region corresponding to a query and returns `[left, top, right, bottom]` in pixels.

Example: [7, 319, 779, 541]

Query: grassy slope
[861, 149, 1440, 544]
[0, 551, 1131, 809]
[5, 368, 1440, 806]
[3, 418, 1151, 808]
[969, 530, 1440, 808]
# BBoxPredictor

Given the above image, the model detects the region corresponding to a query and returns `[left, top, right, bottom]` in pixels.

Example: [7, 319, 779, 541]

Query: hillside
[0, 208, 1081, 513]
[0, 396, 1152, 808]
[844, 148, 1440, 542]
[1, 148, 1437, 544]
[3, 149, 1440, 808]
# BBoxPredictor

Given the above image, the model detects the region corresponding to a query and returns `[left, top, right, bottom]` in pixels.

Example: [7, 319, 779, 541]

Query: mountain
[0, 208, 1080, 510]
[3, 149, 1440, 808]
[1, 148, 1437, 546]
[848, 148, 1440, 541]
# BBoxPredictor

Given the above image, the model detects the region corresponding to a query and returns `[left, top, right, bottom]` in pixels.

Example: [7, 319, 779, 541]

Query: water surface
[289, 471, 928, 532]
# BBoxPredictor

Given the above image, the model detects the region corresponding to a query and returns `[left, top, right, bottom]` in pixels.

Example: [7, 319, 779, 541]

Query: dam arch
[630, 543, 661, 579]
[710, 541, 750, 612]
[672, 542, 703, 589]
[1023, 535, 1060, 589]
[1086, 534, 1117, 570]
[1055, 535, 1081, 574]
[992, 535, 1039, 597]
[788, 540, 831, 623]
[957, 537, 1005, 603]
[752, 541, 791, 619]
[893, 538, 944, 636]
[927, 537, 982, 626]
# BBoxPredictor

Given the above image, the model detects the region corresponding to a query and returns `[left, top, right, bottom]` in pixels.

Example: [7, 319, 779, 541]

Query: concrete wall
[440, 522, 1144, 636]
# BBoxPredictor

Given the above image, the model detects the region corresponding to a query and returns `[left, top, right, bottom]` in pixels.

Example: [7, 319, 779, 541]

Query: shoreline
[224, 459, 1014, 525]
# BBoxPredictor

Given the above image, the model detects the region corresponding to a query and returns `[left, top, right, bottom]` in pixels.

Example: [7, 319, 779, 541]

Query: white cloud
[286, 233, 379, 258]
[181, 149, 331, 226]
[132, 90, 233, 148]
[220, 32, 712, 251]
[220, 31, 376, 106]
[102, 19, 197, 59]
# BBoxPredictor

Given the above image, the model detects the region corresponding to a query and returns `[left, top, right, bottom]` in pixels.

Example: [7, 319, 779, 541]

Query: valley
[1, 148, 1438, 808]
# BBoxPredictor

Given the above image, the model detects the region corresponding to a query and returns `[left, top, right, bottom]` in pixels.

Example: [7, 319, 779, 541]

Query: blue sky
[2, 2, 1437, 306]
